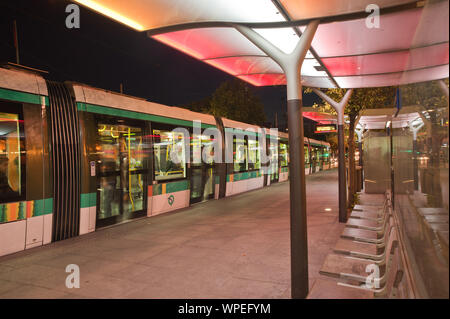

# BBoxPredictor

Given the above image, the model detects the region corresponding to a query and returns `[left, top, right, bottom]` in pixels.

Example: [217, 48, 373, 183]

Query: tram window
[280, 142, 288, 167]
[153, 129, 186, 181]
[192, 134, 215, 165]
[248, 138, 260, 170]
[234, 137, 248, 172]
[0, 110, 25, 204]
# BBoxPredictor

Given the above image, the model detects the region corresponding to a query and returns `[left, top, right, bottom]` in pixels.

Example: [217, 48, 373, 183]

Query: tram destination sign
[315, 124, 337, 134]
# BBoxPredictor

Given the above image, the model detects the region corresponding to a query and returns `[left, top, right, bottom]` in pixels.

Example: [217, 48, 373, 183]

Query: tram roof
[75, 0, 448, 89]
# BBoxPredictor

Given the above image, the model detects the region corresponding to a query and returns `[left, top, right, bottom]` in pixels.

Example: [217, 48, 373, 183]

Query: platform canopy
[75, 0, 449, 88]
[302, 107, 338, 124]
[358, 106, 427, 129]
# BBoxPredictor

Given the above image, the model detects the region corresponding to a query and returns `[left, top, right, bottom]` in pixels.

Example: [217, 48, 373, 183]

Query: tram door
[96, 120, 148, 228]
[190, 134, 215, 204]
[269, 138, 279, 183]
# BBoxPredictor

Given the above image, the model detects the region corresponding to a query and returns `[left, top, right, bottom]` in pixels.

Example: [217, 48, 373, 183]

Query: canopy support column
[312, 88, 353, 222]
[355, 125, 364, 167]
[409, 120, 424, 190]
[355, 124, 365, 191]
[235, 20, 319, 299]
[438, 79, 449, 99]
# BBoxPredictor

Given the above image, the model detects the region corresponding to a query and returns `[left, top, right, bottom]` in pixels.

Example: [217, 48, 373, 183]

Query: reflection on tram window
[269, 141, 278, 176]
[234, 137, 248, 172]
[323, 148, 330, 164]
[248, 139, 260, 170]
[153, 129, 186, 181]
[304, 146, 309, 165]
[0, 111, 23, 203]
[192, 134, 215, 164]
[96, 123, 146, 219]
[123, 173, 144, 214]
[97, 124, 145, 171]
[280, 142, 289, 167]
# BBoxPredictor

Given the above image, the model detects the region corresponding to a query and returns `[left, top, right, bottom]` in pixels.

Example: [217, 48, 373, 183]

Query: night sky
[0, 0, 320, 126]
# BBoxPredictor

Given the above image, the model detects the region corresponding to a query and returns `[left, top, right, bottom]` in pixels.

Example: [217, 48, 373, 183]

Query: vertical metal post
[312, 89, 353, 223]
[413, 138, 418, 190]
[358, 142, 363, 166]
[388, 121, 395, 209]
[409, 121, 423, 191]
[235, 20, 319, 299]
[287, 98, 308, 298]
[355, 126, 364, 193]
[337, 122, 347, 222]
[13, 20, 20, 65]
[358, 141, 363, 190]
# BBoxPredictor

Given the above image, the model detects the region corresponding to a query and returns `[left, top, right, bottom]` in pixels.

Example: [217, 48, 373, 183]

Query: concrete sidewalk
[0, 169, 344, 299]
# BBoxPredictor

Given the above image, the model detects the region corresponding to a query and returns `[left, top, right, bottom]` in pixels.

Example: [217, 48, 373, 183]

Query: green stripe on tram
[80, 193, 97, 208]
[152, 180, 190, 196]
[0, 87, 48, 105]
[77, 102, 216, 129]
[225, 127, 261, 137]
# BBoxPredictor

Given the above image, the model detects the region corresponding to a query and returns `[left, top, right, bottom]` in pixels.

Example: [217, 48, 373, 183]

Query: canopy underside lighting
[74, 0, 449, 88]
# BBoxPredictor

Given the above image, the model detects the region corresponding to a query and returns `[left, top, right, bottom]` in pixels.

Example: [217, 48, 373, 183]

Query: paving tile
[0, 284, 71, 299]
[0, 170, 344, 299]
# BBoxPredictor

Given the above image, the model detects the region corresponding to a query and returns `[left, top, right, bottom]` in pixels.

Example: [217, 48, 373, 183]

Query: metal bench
[320, 227, 398, 287]
[307, 277, 374, 299]
[334, 224, 396, 261]
[341, 215, 392, 244]
[337, 236, 404, 298]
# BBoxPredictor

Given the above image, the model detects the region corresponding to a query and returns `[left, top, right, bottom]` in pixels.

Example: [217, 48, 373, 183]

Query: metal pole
[358, 142, 363, 167]
[287, 98, 308, 298]
[312, 89, 353, 223]
[358, 141, 363, 190]
[235, 20, 319, 299]
[355, 126, 364, 192]
[413, 138, 418, 190]
[389, 121, 395, 209]
[409, 120, 424, 191]
[13, 20, 20, 65]
[337, 121, 347, 222]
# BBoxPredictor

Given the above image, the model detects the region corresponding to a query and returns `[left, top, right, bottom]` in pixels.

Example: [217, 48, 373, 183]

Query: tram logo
[168, 195, 175, 206]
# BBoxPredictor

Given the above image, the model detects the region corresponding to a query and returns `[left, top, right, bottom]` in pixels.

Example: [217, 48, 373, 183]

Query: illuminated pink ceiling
[75, 0, 449, 88]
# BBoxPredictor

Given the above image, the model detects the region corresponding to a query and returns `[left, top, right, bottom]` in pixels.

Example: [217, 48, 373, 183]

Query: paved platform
[0, 169, 344, 299]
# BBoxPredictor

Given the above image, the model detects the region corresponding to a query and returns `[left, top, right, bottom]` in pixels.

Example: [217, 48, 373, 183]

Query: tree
[184, 97, 211, 113]
[181, 80, 268, 126]
[306, 87, 396, 208]
[209, 79, 267, 126]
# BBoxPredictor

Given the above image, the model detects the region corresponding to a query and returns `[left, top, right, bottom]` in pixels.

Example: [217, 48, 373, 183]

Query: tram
[0, 65, 330, 257]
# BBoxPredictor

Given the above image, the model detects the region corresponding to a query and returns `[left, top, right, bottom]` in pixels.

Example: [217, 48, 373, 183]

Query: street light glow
[74, 0, 145, 31]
